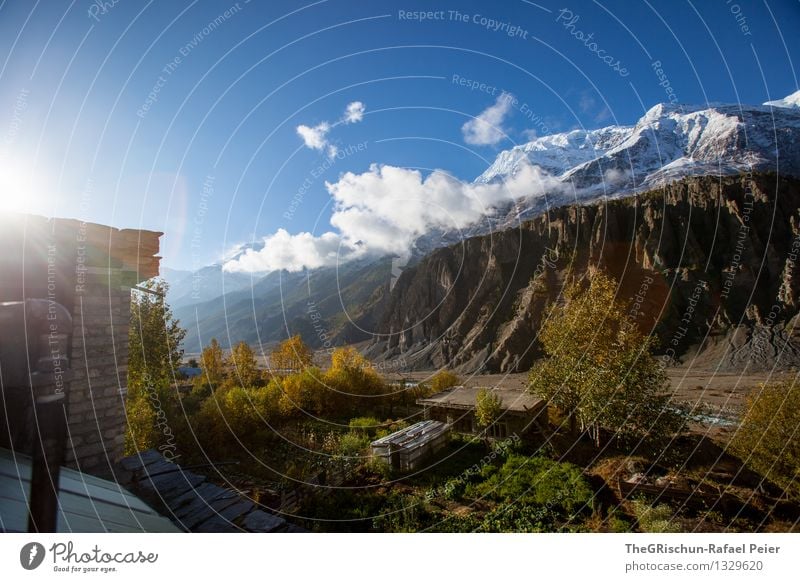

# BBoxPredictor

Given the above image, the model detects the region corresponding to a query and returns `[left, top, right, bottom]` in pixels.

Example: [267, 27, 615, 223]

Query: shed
[370, 420, 450, 473]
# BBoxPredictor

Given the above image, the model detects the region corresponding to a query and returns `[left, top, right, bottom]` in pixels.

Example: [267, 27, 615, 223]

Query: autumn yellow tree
[229, 341, 260, 387]
[198, 337, 225, 390]
[428, 369, 461, 393]
[328, 347, 383, 395]
[270, 335, 313, 373]
[529, 270, 682, 449]
[731, 380, 800, 501]
[320, 347, 385, 416]
[278, 368, 326, 415]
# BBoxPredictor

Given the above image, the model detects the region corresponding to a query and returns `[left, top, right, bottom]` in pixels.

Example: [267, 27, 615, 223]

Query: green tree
[528, 270, 682, 448]
[731, 380, 800, 501]
[126, 279, 186, 454]
[475, 388, 502, 429]
[229, 340, 260, 387]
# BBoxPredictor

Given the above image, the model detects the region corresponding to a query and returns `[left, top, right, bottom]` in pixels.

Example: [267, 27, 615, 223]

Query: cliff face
[367, 174, 800, 373]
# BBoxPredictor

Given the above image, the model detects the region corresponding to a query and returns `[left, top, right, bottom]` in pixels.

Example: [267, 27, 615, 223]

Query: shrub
[605, 508, 633, 532]
[337, 431, 371, 458]
[429, 369, 461, 393]
[349, 416, 383, 436]
[730, 380, 800, 501]
[631, 499, 682, 533]
[476, 454, 593, 514]
[479, 504, 561, 532]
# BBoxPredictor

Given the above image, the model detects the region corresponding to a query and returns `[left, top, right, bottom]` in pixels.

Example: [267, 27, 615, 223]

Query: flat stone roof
[417, 385, 545, 413]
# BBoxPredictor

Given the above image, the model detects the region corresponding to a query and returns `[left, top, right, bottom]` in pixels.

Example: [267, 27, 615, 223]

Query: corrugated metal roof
[0, 448, 179, 533]
[370, 420, 449, 451]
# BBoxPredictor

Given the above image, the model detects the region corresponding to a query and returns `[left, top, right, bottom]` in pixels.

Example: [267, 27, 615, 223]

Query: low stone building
[417, 385, 548, 440]
[0, 213, 161, 478]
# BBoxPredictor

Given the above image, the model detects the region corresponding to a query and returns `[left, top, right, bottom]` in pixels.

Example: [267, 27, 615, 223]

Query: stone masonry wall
[65, 270, 133, 477]
[0, 214, 161, 480]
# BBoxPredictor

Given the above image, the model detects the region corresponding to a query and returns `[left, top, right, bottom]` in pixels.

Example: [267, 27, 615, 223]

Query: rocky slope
[367, 173, 800, 373]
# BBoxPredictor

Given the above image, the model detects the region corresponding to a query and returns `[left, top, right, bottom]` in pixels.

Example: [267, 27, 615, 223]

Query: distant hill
[174, 256, 394, 353]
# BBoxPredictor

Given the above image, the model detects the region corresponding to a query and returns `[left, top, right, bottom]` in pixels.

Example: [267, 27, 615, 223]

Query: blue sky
[0, 0, 798, 270]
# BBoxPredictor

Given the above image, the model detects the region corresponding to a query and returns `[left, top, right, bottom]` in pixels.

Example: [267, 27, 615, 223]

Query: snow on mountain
[764, 89, 800, 109]
[474, 94, 800, 230]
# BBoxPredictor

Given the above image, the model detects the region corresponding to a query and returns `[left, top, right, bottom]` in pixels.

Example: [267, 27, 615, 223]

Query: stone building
[0, 213, 161, 478]
[417, 385, 548, 440]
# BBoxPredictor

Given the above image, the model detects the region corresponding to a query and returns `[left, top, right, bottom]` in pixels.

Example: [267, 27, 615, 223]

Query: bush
[429, 369, 461, 393]
[479, 504, 561, 532]
[631, 499, 682, 533]
[349, 416, 383, 436]
[605, 508, 633, 532]
[337, 431, 370, 458]
[731, 380, 800, 501]
[476, 454, 593, 514]
[193, 382, 281, 455]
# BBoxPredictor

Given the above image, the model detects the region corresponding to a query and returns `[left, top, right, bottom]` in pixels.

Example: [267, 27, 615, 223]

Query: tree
[199, 338, 225, 389]
[475, 388, 502, 430]
[278, 367, 325, 415]
[731, 380, 800, 501]
[126, 279, 187, 454]
[323, 347, 385, 415]
[429, 369, 461, 393]
[229, 341, 260, 387]
[128, 279, 186, 392]
[528, 269, 682, 448]
[270, 335, 313, 373]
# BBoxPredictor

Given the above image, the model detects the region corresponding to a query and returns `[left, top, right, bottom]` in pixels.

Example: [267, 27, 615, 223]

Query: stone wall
[0, 214, 161, 478]
[65, 275, 133, 476]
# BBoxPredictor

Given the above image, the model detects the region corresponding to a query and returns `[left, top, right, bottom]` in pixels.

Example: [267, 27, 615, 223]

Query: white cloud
[223, 229, 350, 273]
[603, 168, 629, 185]
[462, 92, 515, 146]
[296, 122, 330, 150]
[296, 101, 366, 155]
[223, 160, 566, 274]
[343, 101, 365, 123]
[579, 93, 596, 114]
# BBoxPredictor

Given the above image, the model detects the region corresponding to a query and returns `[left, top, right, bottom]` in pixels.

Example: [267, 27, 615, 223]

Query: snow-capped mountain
[473, 91, 800, 227]
[414, 91, 800, 252]
[764, 89, 800, 109]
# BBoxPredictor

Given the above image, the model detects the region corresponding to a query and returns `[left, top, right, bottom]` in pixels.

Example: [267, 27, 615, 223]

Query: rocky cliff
[367, 173, 800, 373]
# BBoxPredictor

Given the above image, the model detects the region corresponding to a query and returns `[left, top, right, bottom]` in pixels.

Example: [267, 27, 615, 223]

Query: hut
[370, 420, 450, 473]
[417, 385, 548, 440]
